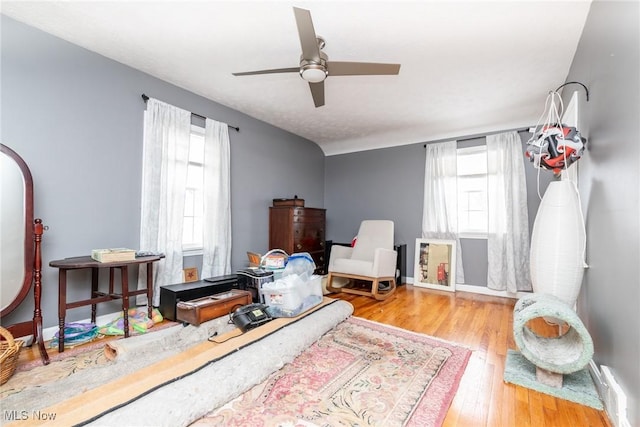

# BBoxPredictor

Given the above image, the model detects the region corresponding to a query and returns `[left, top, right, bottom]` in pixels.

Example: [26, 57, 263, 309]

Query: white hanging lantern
[530, 180, 586, 307]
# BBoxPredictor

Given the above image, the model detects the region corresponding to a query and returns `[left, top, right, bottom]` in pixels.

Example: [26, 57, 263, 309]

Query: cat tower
[512, 293, 593, 387]
[512, 82, 594, 391]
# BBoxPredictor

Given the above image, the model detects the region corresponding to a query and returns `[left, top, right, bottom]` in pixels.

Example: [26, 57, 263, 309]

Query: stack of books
[91, 248, 136, 263]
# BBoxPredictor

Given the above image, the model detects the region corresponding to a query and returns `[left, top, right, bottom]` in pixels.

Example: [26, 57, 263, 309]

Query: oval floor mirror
[1, 143, 49, 365]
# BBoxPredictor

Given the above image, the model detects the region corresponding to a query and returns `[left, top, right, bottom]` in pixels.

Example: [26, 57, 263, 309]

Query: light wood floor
[16, 284, 611, 427]
[335, 284, 611, 427]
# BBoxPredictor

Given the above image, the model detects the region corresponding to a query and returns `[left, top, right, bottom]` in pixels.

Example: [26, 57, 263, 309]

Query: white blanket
[90, 300, 353, 426]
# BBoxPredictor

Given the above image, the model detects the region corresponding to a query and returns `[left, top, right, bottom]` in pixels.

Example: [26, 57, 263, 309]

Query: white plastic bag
[282, 252, 316, 282]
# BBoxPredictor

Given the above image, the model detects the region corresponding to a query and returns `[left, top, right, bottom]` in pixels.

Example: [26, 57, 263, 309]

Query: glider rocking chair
[326, 220, 397, 301]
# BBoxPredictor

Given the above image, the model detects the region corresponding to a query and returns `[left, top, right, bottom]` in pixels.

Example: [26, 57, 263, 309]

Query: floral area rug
[1, 345, 109, 400]
[193, 317, 471, 427]
[2, 320, 179, 400]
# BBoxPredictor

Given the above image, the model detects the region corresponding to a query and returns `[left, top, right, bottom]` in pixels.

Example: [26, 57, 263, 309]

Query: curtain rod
[141, 94, 239, 132]
[423, 127, 532, 148]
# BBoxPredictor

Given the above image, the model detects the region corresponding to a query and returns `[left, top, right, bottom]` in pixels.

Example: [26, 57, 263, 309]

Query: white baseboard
[406, 277, 528, 299]
[455, 284, 530, 299]
[589, 360, 608, 405]
[589, 360, 633, 427]
[601, 365, 631, 427]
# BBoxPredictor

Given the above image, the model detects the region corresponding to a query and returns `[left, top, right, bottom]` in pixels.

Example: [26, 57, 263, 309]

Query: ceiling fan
[232, 7, 401, 108]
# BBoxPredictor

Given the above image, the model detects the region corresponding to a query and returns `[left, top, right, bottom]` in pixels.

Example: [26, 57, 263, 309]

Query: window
[457, 145, 488, 237]
[183, 125, 205, 253]
[140, 97, 231, 296]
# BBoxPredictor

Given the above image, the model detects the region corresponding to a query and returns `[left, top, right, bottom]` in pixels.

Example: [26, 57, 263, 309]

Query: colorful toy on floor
[98, 308, 163, 336]
[49, 322, 98, 348]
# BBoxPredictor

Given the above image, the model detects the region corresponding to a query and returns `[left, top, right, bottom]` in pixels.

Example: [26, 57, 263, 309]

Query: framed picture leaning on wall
[414, 238, 456, 292]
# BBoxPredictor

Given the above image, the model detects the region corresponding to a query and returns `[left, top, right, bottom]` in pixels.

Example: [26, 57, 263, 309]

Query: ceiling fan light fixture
[300, 64, 327, 83]
[232, 7, 400, 107]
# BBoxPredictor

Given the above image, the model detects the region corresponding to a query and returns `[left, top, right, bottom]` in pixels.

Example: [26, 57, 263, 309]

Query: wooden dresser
[269, 206, 326, 274]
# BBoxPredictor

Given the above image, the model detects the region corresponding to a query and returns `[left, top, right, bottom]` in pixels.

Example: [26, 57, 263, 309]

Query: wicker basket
[0, 326, 24, 385]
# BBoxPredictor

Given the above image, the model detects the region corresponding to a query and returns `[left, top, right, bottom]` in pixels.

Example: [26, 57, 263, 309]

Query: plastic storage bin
[261, 274, 323, 317]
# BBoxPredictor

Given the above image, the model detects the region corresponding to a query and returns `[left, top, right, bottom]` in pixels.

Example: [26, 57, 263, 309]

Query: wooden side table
[49, 255, 163, 352]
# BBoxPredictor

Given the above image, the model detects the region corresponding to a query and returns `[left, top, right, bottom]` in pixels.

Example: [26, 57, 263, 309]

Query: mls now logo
[3, 410, 57, 421]
[3, 410, 28, 421]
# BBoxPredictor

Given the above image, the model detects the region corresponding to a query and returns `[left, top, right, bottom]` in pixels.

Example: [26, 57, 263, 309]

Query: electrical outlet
[601, 365, 630, 427]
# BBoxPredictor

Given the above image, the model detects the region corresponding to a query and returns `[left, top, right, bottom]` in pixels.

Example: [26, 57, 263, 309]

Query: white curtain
[138, 98, 191, 306]
[486, 131, 531, 292]
[422, 141, 465, 284]
[201, 118, 232, 278]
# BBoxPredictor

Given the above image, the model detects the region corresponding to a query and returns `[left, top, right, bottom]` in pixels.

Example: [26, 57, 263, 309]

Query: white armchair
[326, 220, 397, 300]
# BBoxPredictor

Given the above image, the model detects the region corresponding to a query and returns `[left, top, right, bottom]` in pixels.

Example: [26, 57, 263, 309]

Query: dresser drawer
[292, 208, 325, 222]
[269, 206, 327, 274]
[293, 223, 325, 252]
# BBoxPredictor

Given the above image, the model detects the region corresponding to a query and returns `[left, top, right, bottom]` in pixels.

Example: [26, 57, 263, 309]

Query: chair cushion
[332, 258, 374, 276]
[351, 220, 394, 261]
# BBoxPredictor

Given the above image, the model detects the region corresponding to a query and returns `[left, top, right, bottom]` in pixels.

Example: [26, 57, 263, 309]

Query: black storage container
[236, 268, 275, 303]
[159, 274, 238, 320]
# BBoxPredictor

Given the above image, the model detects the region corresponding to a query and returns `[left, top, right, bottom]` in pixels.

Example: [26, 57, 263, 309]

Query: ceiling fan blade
[309, 82, 325, 108]
[293, 7, 320, 62]
[232, 67, 299, 76]
[327, 61, 401, 76]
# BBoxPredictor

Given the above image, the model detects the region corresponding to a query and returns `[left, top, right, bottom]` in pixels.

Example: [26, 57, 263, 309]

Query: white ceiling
[1, 1, 592, 155]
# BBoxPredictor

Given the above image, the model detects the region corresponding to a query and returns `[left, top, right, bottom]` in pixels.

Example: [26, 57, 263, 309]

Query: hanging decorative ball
[525, 124, 586, 174]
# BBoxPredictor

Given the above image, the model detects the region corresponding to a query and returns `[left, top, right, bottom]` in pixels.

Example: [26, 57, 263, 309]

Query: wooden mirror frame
[1, 144, 34, 316]
[0, 143, 49, 364]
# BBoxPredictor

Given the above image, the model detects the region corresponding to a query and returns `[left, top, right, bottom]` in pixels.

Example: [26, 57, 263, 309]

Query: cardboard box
[91, 248, 136, 263]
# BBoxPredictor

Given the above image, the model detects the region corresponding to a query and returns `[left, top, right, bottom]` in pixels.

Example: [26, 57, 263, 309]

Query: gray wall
[565, 1, 640, 425]
[324, 143, 424, 255]
[324, 132, 552, 286]
[1, 15, 324, 328]
[3, 5, 638, 424]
